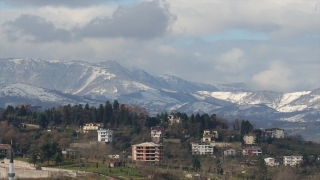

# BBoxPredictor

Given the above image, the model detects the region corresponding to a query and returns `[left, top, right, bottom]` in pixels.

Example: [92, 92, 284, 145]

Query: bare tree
[273, 166, 300, 180]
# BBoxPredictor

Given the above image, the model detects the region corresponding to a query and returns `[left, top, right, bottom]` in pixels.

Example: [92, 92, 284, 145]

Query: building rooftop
[150, 126, 164, 131]
[132, 142, 162, 147]
[265, 127, 284, 131]
[243, 147, 261, 151]
[0, 144, 11, 150]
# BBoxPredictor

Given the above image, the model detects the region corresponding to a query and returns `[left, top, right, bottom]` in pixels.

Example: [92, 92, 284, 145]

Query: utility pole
[8, 139, 15, 180]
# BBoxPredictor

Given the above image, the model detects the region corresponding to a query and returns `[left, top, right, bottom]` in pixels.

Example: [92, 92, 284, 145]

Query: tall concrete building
[131, 142, 163, 164]
[97, 128, 113, 142]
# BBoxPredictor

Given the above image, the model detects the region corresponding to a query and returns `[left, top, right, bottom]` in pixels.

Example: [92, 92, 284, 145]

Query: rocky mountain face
[0, 58, 319, 123]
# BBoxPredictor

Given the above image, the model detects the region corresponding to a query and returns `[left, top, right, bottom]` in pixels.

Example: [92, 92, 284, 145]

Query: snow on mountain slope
[0, 58, 319, 123]
[278, 89, 320, 112]
[155, 74, 219, 93]
[0, 83, 82, 107]
[198, 90, 318, 113]
[199, 91, 249, 103]
[0, 58, 219, 96]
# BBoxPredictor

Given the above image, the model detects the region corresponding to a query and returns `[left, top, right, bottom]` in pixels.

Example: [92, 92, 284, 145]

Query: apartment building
[264, 157, 279, 166]
[265, 128, 285, 138]
[202, 129, 218, 142]
[168, 115, 181, 125]
[243, 133, 256, 145]
[283, 156, 303, 166]
[150, 126, 165, 143]
[191, 142, 214, 155]
[224, 148, 237, 156]
[131, 142, 163, 163]
[83, 123, 103, 133]
[97, 128, 113, 143]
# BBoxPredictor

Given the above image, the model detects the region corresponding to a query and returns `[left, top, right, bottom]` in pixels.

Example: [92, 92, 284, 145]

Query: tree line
[2, 100, 148, 129]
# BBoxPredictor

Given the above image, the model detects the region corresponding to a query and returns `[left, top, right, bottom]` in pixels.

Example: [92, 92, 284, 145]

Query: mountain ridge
[0, 58, 319, 123]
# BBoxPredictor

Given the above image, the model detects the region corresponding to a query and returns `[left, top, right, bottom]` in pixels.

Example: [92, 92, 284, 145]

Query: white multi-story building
[265, 128, 285, 138]
[264, 157, 279, 166]
[168, 115, 181, 125]
[191, 142, 214, 155]
[283, 156, 303, 166]
[224, 148, 237, 156]
[150, 126, 164, 143]
[97, 128, 113, 142]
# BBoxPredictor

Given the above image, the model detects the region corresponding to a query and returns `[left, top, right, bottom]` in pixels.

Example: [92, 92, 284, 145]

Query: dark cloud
[3, 14, 73, 43]
[2, 1, 175, 42]
[78, 1, 175, 39]
[0, 0, 116, 7]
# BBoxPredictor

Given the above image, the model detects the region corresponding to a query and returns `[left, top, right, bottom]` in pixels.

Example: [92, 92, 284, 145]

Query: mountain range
[0, 58, 319, 124]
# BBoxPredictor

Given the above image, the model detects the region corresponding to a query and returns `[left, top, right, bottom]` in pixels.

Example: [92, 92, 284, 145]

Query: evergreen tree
[233, 119, 240, 131]
[40, 142, 52, 165]
[54, 147, 63, 165]
[190, 114, 195, 123]
[192, 157, 201, 172]
[195, 113, 201, 123]
[240, 120, 253, 135]
[97, 104, 104, 123]
[28, 145, 38, 166]
[84, 103, 90, 110]
[4, 105, 15, 117]
[103, 101, 113, 127]
[37, 113, 49, 128]
[16, 105, 28, 116]
[62, 105, 71, 124]
[256, 156, 267, 180]
[113, 100, 119, 110]
[210, 114, 217, 128]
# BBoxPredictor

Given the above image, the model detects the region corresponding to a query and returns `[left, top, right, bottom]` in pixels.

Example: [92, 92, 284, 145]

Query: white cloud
[215, 48, 245, 74]
[0, 0, 319, 92]
[250, 61, 296, 92]
[169, 0, 319, 38]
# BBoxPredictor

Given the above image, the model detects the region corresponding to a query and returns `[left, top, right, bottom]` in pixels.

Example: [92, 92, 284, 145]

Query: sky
[0, 0, 319, 92]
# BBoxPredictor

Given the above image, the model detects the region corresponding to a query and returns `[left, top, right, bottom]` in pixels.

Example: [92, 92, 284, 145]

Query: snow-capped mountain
[0, 58, 319, 123]
[198, 89, 320, 113]
[0, 83, 103, 108]
[0, 58, 219, 95]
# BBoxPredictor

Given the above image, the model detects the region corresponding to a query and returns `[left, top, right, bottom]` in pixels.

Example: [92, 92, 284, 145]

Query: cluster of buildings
[80, 123, 114, 143]
[78, 123, 164, 164]
[243, 128, 285, 145]
[130, 125, 165, 164]
[263, 156, 304, 167]
[69, 118, 302, 167]
[191, 130, 218, 155]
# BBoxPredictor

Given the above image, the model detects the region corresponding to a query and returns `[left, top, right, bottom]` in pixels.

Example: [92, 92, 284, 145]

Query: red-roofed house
[242, 147, 262, 156]
[150, 126, 164, 143]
